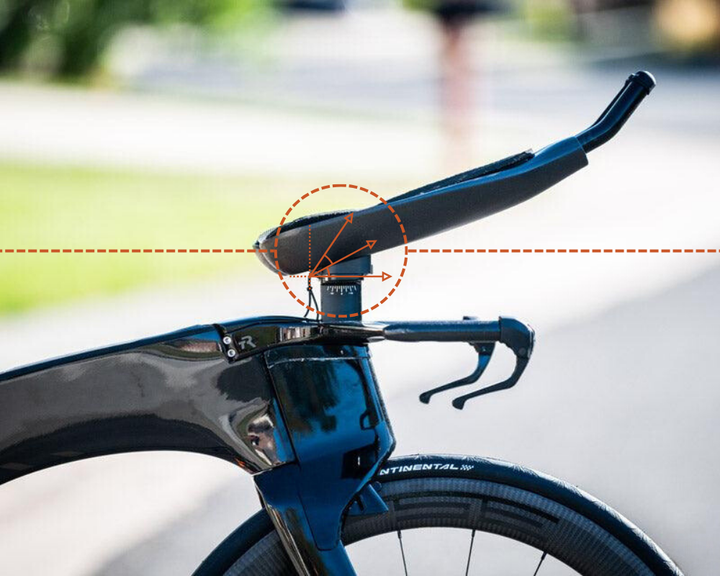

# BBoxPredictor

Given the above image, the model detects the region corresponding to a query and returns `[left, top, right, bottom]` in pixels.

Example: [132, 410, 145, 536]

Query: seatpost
[319, 255, 371, 322]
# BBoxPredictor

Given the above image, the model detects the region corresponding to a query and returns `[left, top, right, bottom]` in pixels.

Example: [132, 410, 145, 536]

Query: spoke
[397, 530, 409, 576]
[532, 551, 548, 576]
[464, 530, 476, 576]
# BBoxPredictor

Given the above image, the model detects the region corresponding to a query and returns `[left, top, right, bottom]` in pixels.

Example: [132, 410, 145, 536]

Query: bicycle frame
[1, 71, 656, 575]
[0, 316, 396, 575]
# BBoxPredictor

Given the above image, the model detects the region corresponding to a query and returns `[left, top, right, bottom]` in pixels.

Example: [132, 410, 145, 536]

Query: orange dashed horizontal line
[406, 248, 719, 254]
[8, 247, 715, 256]
[1, 249, 269, 254]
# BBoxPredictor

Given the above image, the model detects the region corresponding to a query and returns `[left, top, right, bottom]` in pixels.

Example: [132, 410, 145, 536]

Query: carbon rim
[196, 455, 682, 576]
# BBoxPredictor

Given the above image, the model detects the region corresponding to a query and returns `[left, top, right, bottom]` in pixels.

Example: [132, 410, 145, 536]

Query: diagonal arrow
[311, 239, 376, 277]
[310, 213, 354, 276]
[316, 271, 392, 282]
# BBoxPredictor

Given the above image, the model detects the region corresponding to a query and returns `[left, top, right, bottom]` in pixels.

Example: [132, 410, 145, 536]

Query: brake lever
[451, 355, 529, 410]
[413, 317, 534, 410]
[452, 318, 534, 409]
[419, 342, 495, 404]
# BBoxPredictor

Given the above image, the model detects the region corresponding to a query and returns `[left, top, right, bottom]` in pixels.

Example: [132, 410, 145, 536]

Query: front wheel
[195, 454, 683, 576]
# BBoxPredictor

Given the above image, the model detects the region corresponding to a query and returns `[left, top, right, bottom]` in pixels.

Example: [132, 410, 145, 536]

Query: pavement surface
[1, 8, 720, 575]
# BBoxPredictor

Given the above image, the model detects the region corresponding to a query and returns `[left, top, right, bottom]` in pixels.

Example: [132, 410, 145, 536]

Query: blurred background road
[0, 0, 719, 574]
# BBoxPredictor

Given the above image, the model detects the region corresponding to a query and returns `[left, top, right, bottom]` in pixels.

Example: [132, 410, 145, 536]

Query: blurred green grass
[0, 162, 298, 315]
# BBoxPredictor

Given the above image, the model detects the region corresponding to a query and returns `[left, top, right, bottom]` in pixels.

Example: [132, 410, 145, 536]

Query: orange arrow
[310, 213, 354, 275]
[316, 271, 392, 282]
[311, 240, 376, 277]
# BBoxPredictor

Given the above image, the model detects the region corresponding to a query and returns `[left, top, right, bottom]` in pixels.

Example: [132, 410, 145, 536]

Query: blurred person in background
[403, 0, 506, 170]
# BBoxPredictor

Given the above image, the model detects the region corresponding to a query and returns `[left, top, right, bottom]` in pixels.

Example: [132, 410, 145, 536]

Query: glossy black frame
[0, 320, 297, 481]
[0, 316, 399, 575]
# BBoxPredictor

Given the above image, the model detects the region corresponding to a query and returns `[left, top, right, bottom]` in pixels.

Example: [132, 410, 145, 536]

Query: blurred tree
[522, 0, 574, 39]
[655, 0, 720, 54]
[566, 0, 720, 55]
[570, 0, 654, 11]
[0, 0, 264, 78]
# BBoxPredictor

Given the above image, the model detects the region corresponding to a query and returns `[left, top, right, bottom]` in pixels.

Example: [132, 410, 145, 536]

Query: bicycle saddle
[255, 71, 655, 275]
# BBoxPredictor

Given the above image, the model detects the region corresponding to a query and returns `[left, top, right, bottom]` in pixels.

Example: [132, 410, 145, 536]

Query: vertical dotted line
[308, 225, 312, 289]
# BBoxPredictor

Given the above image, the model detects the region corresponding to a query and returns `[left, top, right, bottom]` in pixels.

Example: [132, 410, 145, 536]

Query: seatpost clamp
[318, 255, 372, 322]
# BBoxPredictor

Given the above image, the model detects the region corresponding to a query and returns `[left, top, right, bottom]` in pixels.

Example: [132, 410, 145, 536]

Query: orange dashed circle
[273, 184, 409, 319]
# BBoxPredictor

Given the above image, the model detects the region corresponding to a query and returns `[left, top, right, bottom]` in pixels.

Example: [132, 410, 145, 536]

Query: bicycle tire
[195, 454, 683, 576]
